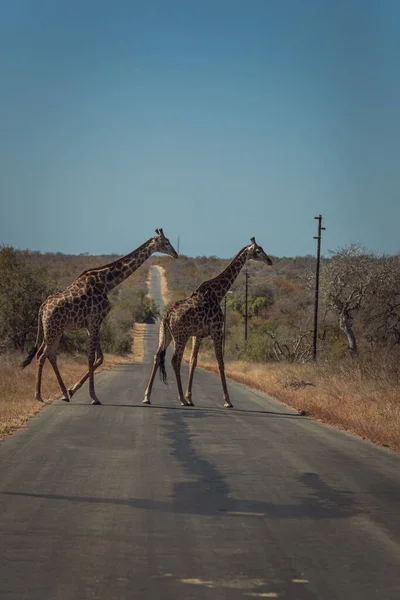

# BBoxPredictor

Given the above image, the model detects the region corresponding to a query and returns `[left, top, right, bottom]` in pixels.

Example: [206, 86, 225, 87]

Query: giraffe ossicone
[143, 237, 273, 408]
[21, 229, 178, 405]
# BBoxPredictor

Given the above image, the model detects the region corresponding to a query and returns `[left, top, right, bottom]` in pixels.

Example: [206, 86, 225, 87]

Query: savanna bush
[0, 246, 56, 352]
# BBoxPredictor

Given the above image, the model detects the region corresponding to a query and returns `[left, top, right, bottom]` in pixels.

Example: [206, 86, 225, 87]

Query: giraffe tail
[20, 304, 44, 369]
[20, 346, 39, 369]
[158, 316, 171, 385]
[159, 349, 167, 384]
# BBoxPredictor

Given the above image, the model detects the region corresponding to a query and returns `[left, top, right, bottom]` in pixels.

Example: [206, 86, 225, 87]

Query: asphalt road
[1, 266, 400, 599]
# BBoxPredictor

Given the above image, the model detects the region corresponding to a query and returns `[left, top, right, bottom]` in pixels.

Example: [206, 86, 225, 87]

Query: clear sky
[1, 0, 399, 258]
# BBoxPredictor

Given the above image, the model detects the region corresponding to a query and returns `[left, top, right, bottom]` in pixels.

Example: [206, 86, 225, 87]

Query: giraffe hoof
[224, 402, 233, 408]
[187, 400, 195, 407]
[91, 399, 101, 405]
[68, 388, 76, 398]
[61, 397, 70, 403]
[142, 398, 151, 405]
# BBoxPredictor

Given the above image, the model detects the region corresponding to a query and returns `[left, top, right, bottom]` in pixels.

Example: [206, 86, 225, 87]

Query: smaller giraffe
[143, 237, 273, 408]
[21, 229, 178, 405]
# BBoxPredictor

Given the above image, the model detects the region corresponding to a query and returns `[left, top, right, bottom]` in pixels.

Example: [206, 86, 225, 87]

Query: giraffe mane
[194, 246, 247, 290]
[76, 238, 153, 279]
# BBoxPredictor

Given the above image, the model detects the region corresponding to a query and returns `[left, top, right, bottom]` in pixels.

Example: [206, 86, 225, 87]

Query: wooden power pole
[313, 215, 326, 361]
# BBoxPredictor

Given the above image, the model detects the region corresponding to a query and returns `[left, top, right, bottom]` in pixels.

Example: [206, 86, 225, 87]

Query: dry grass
[127, 267, 160, 364]
[0, 352, 128, 440]
[153, 265, 170, 307]
[131, 323, 146, 363]
[196, 351, 400, 453]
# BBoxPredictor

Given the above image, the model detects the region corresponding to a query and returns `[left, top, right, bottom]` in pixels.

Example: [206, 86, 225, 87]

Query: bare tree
[362, 254, 400, 346]
[263, 329, 313, 363]
[320, 245, 379, 357]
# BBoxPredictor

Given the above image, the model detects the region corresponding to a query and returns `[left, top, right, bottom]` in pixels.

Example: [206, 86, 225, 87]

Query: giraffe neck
[196, 247, 248, 301]
[86, 239, 154, 292]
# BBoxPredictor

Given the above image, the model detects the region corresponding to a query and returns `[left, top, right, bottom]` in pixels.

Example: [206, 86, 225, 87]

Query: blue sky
[1, 0, 399, 258]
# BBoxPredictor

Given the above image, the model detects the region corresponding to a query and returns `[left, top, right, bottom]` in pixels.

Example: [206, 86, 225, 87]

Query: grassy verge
[131, 324, 146, 363]
[0, 352, 129, 441]
[195, 351, 400, 453]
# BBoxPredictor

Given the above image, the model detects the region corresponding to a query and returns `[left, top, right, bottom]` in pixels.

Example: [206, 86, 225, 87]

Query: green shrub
[0, 246, 56, 352]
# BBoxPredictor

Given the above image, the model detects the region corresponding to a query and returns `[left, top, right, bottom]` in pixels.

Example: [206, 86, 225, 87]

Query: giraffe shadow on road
[68, 401, 303, 419]
[1, 409, 361, 522]
[0, 475, 360, 521]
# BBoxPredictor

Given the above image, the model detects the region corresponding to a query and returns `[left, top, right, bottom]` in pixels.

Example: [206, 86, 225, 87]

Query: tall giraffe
[143, 237, 272, 408]
[21, 229, 178, 405]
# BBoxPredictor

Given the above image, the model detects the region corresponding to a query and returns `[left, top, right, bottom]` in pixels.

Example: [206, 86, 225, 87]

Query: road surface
[1, 265, 400, 599]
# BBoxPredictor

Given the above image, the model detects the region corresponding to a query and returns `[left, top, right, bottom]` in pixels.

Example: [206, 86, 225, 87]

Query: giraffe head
[151, 228, 179, 258]
[246, 237, 273, 265]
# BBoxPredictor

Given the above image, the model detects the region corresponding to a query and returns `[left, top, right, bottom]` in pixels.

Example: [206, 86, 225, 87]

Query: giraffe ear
[250, 237, 256, 244]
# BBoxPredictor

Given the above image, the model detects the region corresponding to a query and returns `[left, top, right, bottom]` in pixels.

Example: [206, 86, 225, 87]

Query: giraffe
[143, 237, 273, 408]
[21, 229, 178, 405]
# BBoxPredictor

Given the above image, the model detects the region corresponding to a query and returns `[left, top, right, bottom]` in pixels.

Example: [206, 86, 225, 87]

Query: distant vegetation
[154, 245, 400, 380]
[2, 242, 399, 374]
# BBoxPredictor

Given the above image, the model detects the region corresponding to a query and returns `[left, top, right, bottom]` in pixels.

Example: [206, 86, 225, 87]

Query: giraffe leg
[35, 343, 46, 402]
[36, 338, 66, 402]
[143, 322, 172, 404]
[171, 341, 190, 406]
[68, 345, 104, 397]
[212, 330, 233, 408]
[48, 353, 71, 403]
[88, 325, 102, 405]
[142, 353, 161, 405]
[185, 336, 202, 406]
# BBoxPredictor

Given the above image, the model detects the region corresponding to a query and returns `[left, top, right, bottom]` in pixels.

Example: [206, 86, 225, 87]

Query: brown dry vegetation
[153, 264, 170, 307]
[131, 323, 146, 363]
[0, 352, 129, 440]
[195, 351, 400, 453]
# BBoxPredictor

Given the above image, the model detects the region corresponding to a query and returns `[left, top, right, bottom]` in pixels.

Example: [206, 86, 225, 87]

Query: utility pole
[313, 215, 326, 361]
[244, 270, 249, 344]
[223, 291, 233, 357]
